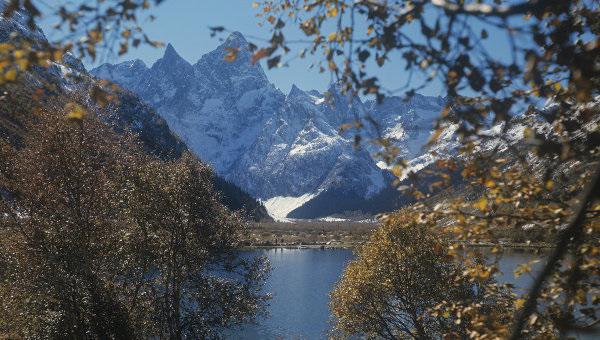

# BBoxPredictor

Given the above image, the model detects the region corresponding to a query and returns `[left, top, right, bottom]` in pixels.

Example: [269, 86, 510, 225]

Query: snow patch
[384, 122, 406, 140]
[264, 193, 317, 222]
[318, 217, 348, 222]
[311, 95, 325, 105]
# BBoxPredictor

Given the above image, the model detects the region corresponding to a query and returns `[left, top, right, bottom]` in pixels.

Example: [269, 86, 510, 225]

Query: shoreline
[241, 241, 554, 251]
[241, 243, 356, 250]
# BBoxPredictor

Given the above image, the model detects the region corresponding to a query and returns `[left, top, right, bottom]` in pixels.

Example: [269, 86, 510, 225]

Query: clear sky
[39, 0, 520, 97]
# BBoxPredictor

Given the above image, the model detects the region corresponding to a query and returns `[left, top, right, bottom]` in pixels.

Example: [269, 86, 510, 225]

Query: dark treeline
[0, 87, 269, 339]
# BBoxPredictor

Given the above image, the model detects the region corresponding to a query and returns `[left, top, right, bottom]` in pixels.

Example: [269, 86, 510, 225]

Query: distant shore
[241, 241, 553, 251]
[242, 243, 355, 250]
[242, 220, 555, 250]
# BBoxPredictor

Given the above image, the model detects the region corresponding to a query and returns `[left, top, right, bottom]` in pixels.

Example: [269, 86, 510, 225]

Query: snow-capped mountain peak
[91, 32, 444, 219]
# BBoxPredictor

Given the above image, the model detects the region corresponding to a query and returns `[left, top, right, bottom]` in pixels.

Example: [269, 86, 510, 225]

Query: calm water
[232, 247, 544, 340]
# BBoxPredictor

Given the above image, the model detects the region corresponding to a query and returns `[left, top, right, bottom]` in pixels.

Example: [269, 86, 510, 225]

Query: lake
[232, 247, 545, 339]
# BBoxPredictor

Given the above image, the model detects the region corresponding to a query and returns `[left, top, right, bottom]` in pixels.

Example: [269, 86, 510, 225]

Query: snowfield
[91, 32, 446, 219]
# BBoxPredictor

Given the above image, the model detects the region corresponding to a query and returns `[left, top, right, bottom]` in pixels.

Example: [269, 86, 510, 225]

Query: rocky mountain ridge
[0, 12, 270, 221]
[92, 32, 446, 220]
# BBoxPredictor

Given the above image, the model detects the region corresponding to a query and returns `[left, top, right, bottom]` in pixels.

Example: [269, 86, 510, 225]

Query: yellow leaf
[13, 49, 25, 59]
[485, 180, 496, 188]
[327, 32, 337, 43]
[474, 197, 487, 211]
[52, 50, 63, 62]
[545, 180, 554, 190]
[391, 164, 403, 178]
[16, 58, 29, 70]
[515, 299, 525, 309]
[4, 68, 17, 81]
[65, 103, 87, 120]
[428, 128, 443, 145]
[223, 47, 238, 62]
[0, 43, 12, 53]
[326, 7, 338, 17]
[553, 82, 561, 92]
[528, 313, 538, 326]
[89, 29, 103, 43]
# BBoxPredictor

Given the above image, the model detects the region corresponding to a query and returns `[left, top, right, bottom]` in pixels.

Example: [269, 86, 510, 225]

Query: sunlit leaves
[223, 47, 239, 62]
[64, 102, 87, 120]
[3, 68, 17, 82]
[331, 211, 514, 339]
[515, 299, 526, 309]
[0, 95, 269, 337]
[327, 32, 337, 43]
[474, 197, 488, 212]
[250, 48, 270, 64]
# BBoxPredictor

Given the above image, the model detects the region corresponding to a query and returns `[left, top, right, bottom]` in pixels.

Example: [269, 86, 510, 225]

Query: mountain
[0, 11, 270, 221]
[92, 32, 446, 219]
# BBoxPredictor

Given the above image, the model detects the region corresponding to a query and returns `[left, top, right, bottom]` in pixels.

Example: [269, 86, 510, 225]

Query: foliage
[1, 0, 599, 338]
[240, 0, 600, 338]
[0, 101, 269, 338]
[330, 211, 514, 339]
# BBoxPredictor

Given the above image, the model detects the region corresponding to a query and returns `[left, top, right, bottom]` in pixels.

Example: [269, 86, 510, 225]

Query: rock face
[92, 32, 446, 219]
[0, 12, 270, 221]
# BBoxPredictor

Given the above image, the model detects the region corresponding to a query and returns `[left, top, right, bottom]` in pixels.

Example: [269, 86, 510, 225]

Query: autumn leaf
[65, 102, 87, 120]
[326, 7, 338, 17]
[327, 32, 337, 43]
[515, 299, 525, 309]
[251, 48, 270, 64]
[4, 68, 17, 81]
[223, 47, 238, 62]
[485, 180, 496, 188]
[428, 128, 444, 145]
[474, 197, 488, 211]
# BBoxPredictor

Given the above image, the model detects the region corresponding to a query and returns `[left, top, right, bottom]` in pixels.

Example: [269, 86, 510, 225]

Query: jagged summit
[197, 30, 255, 67]
[163, 43, 179, 58]
[130, 59, 147, 68]
[156, 43, 191, 69]
[288, 84, 306, 98]
[224, 31, 249, 47]
[91, 31, 445, 219]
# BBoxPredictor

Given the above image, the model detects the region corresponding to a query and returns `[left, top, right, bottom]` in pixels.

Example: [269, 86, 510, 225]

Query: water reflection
[232, 247, 545, 339]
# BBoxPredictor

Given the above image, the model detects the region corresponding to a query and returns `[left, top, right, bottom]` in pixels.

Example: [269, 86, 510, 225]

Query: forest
[1, 0, 599, 339]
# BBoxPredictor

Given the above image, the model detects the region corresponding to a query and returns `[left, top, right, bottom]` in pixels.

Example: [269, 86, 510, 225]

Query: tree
[1, 0, 599, 338]
[330, 211, 513, 339]
[123, 153, 270, 338]
[242, 0, 600, 338]
[0, 95, 269, 339]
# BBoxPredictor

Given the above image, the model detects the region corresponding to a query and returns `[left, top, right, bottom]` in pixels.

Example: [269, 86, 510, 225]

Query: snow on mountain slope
[263, 193, 317, 222]
[0, 11, 271, 221]
[92, 59, 148, 90]
[92, 32, 408, 218]
[229, 83, 389, 200]
[364, 94, 446, 165]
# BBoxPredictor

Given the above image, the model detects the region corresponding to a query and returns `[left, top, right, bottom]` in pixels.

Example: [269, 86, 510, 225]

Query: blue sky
[40, 0, 521, 97]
